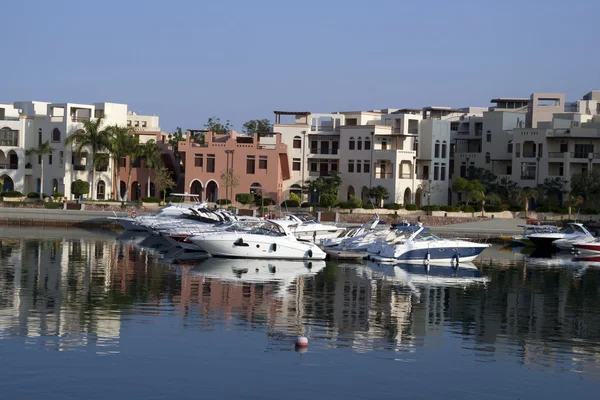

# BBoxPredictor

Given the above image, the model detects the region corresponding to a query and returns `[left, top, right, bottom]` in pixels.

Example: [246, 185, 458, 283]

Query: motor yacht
[323, 217, 385, 248]
[368, 225, 490, 263]
[278, 214, 346, 241]
[498, 224, 559, 247]
[189, 220, 327, 260]
[527, 223, 593, 252]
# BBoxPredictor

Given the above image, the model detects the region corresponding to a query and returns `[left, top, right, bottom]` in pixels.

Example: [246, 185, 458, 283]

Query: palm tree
[65, 116, 110, 200]
[26, 141, 55, 200]
[516, 187, 538, 217]
[138, 140, 163, 198]
[106, 125, 137, 201]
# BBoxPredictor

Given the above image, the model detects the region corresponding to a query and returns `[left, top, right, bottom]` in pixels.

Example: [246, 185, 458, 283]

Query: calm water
[0, 228, 599, 399]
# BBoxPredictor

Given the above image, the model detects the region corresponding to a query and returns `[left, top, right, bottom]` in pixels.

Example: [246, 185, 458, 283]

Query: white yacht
[528, 223, 594, 251]
[369, 225, 490, 263]
[189, 220, 327, 260]
[279, 214, 346, 241]
[322, 217, 384, 248]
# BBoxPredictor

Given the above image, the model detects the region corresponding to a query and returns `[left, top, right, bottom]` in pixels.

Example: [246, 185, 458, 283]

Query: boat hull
[572, 243, 600, 254]
[374, 243, 489, 263]
[528, 236, 562, 251]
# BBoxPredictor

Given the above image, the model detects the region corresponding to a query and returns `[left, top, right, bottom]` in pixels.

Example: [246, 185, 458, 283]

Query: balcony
[376, 172, 393, 179]
[398, 173, 412, 179]
[71, 116, 91, 123]
[309, 148, 338, 155]
[522, 152, 536, 158]
[548, 152, 564, 159]
[571, 152, 593, 159]
[521, 174, 536, 180]
[73, 164, 86, 171]
[0, 163, 18, 170]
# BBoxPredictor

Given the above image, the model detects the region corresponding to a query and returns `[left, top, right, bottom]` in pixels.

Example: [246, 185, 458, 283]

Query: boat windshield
[560, 225, 575, 234]
[412, 229, 442, 242]
[243, 222, 286, 237]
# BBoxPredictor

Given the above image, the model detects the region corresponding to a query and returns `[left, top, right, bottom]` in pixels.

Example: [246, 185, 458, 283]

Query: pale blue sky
[3, 0, 599, 132]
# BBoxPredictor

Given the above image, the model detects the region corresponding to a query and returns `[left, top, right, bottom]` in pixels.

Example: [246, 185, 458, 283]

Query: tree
[470, 167, 498, 193]
[26, 141, 55, 200]
[154, 168, 176, 203]
[235, 193, 254, 205]
[570, 172, 600, 200]
[348, 194, 362, 208]
[205, 117, 232, 135]
[319, 192, 338, 210]
[496, 177, 519, 202]
[537, 177, 568, 206]
[122, 136, 141, 201]
[516, 187, 537, 216]
[138, 140, 163, 198]
[167, 127, 185, 161]
[242, 119, 272, 135]
[65, 116, 110, 200]
[106, 124, 137, 201]
[564, 195, 584, 219]
[220, 169, 240, 206]
[368, 185, 390, 207]
[71, 179, 90, 202]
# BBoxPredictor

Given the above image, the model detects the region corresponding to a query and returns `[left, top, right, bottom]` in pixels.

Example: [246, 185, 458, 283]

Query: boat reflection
[349, 260, 489, 288]
[188, 258, 326, 296]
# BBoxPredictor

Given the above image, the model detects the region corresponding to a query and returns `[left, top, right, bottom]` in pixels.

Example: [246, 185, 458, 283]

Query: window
[423, 165, 429, 179]
[119, 157, 126, 167]
[49, 153, 53, 165]
[486, 132, 491, 142]
[259, 156, 267, 169]
[486, 152, 491, 164]
[60, 151, 64, 165]
[460, 164, 466, 177]
[194, 154, 203, 167]
[38, 129, 42, 145]
[449, 159, 454, 179]
[0, 127, 18, 146]
[381, 140, 387, 150]
[441, 164, 446, 181]
[134, 121, 139, 127]
[434, 164, 439, 180]
[207, 154, 215, 173]
[515, 143, 521, 157]
[538, 143, 544, 158]
[142, 121, 147, 128]
[246, 156, 256, 174]
[441, 141, 447, 158]
[52, 128, 61, 142]
[506, 166, 512, 175]
[38, 155, 41, 165]
[434, 141, 440, 158]
[310, 162, 317, 172]
[356, 162, 362, 173]
[507, 141, 513, 153]
[357, 139, 362, 150]
[574, 144, 593, 158]
[127, 120, 132, 127]
[560, 142, 568, 153]
[348, 160, 354, 173]
[364, 139, 371, 150]
[292, 158, 301, 171]
[559, 164, 564, 176]
[310, 140, 318, 153]
[349, 137, 355, 150]
[293, 136, 302, 149]
[331, 162, 338, 171]
[364, 161, 370, 173]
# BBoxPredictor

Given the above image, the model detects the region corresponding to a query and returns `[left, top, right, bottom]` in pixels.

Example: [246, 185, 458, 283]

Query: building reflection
[0, 231, 599, 379]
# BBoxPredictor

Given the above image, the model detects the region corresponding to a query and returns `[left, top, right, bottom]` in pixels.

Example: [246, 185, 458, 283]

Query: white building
[273, 107, 453, 207]
[0, 101, 160, 199]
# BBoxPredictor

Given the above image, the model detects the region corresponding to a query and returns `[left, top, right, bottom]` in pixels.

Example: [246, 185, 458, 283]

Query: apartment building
[272, 108, 452, 206]
[178, 130, 289, 203]
[0, 100, 164, 199]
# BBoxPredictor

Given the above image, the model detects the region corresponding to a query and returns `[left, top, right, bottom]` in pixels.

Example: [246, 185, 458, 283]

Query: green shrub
[508, 205, 523, 212]
[581, 208, 598, 215]
[44, 202, 63, 209]
[421, 205, 440, 212]
[52, 192, 64, 197]
[348, 195, 362, 208]
[462, 205, 476, 213]
[440, 205, 461, 212]
[551, 207, 569, 215]
[235, 193, 254, 205]
[362, 204, 375, 210]
[301, 202, 317, 208]
[289, 192, 301, 203]
[142, 197, 160, 203]
[71, 180, 89, 198]
[384, 203, 402, 210]
[337, 202, 352, 209]
[405, 204, 418, 211]
[535, 205, 551, 212]
[27, 192, 48, 199]
[319, 193, 338, 208]
[1, 191, 24, 198]
[484, 205, 503, 212]
[216, 199, 232, 205]
[281, 199, 300, 208]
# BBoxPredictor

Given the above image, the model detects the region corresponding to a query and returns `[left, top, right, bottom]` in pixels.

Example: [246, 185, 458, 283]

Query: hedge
[27, 192, 48, 199]
[236, 193, 254, 205]
[1, 191, 24, 198]
[462, 205, 476, 213]
[362, 204, 375, 210]
[281, 199, 300, 208]
[421, 205, 440, 212]
[384, 203, 402, 210]
[142, 197, 160, 203]
[581, 208, 598, 215]
[301, 202, 317, 208]
[44, 202, 63, 209]
[439, 205, 461, 212]
[484, 205, 503, 212]
[405, 204, 418, 211]
[508, 205, 523, 212]
[216, 199, 232, 205]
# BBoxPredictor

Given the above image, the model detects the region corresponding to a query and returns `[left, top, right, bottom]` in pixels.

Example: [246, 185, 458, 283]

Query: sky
[2, 0, 600, 133]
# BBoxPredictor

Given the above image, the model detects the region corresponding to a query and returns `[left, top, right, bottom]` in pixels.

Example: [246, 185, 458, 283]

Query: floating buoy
[295, 336, 308, 347]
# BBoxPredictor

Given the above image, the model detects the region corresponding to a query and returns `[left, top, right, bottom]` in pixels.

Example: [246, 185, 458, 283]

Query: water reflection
[0, 229, 599, 382]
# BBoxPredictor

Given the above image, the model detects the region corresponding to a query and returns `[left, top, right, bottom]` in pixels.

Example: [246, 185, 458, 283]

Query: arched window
[52, 179, 59, 194]
[293, 136, 302, 149]
[434, 140, 440, 158]
[441, 141, 447, 158]
[485, 152, 491, 164]
[97, 180, 106, 200]
[250, 182, 262, 195]
[52, 128, 61, 143]
[486, 130, 492, 143]
[381, 139, 388, 150]
[507, 140, 513, 154]
[349, 137, 355, 150]
[357, 136, 362, 150]
[364, 137, 371, 150]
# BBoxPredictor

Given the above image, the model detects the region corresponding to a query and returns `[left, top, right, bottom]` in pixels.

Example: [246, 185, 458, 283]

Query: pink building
[179, 130, 290, 203]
